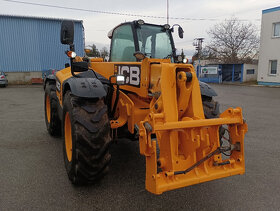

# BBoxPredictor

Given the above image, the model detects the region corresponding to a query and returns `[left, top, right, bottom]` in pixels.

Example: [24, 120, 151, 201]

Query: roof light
[137, 19, 145, 25]
[163, 24, 170, 30]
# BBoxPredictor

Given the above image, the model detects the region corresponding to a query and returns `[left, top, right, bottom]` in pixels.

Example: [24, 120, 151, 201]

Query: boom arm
[138, 63, 247, 194]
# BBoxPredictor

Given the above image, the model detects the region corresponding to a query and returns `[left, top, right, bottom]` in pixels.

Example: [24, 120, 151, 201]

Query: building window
[269, 60, 277, 75]
[273, 23, 280, 37]
[246, 69, 255, 74]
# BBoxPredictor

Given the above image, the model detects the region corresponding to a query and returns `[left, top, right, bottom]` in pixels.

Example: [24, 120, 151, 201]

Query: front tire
[202, 96, 225, 142]
[63, 91, 111, 185]
[202, 96, 220, 119]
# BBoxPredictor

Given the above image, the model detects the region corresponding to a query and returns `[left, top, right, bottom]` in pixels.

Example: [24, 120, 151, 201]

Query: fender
[199, 81, 217, 97]
[44, 74, 56, 89]
[63, 77, 107, 99]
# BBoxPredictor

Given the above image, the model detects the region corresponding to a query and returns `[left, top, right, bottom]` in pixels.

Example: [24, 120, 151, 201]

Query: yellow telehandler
[44, 20, 247, 194]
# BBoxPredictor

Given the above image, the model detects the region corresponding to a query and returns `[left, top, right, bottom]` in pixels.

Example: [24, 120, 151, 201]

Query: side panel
[55, 67, 74, 105]
[91, 61, 149, 98]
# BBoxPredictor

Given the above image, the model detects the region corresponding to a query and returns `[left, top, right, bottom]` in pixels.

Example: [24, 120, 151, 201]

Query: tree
[100, 47, 109, 60]
[86, 44, 100, 57]
[206, 18, 259, 63]
[200, 48, 218, 60]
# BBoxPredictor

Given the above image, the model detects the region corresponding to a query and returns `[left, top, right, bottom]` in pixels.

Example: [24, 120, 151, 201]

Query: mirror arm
[171, 24, 179, 32]
[70, 44, 75, 52]
[171, 24, 184, 38]
[68, 44, 79, 77]
[70, 62, 79, 78]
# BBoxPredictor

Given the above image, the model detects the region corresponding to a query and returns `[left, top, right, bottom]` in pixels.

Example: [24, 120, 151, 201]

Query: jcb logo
[115, 65, 141, 87]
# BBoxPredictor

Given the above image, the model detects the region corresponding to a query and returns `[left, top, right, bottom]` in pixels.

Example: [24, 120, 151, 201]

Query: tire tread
[63, 91, 111, 185]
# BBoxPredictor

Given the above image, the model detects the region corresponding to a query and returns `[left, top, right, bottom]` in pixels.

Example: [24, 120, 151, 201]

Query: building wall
[193, 60, 211, 72]
[194, 60, 257, 83]
[258, 7, 280, 85]
[5, 72, 42, 84]
[0, 15, 84, 75]
[243, 64, 258, 82]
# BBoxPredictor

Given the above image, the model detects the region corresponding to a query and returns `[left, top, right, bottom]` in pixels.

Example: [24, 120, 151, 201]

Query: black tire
[202, 96, 225, 141]
[63, 91, 111, 185]
[202, 96, 220, 119]
[44, 82, 61, 136]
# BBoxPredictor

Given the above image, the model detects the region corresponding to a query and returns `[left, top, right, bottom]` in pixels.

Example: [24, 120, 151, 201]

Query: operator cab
[108, 20, 184, 62]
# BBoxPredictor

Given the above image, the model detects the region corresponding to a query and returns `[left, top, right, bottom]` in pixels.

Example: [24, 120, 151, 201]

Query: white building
[258, 6, 280, 86]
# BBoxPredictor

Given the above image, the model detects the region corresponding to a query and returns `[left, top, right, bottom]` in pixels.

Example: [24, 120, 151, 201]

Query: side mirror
[109, 74, 126, 85]
[178, 26, 184, 39]
[60, 21, 74, 45]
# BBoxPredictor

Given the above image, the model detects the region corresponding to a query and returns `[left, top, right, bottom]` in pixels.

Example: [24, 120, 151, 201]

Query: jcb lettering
[116, 65, 141, 87]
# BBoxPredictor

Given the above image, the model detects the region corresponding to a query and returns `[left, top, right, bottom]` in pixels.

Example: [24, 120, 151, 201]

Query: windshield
[136, 25, 173, 59]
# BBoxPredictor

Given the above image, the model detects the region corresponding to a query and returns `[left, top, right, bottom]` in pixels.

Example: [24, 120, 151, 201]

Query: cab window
[137, 25, 173, 59]
[110, 24, 136, 62]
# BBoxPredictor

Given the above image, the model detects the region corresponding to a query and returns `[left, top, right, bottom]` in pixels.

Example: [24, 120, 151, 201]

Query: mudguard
[199, 81, 217, 97]
[63, 77, 107, 99]
[44, 74, 56, 89]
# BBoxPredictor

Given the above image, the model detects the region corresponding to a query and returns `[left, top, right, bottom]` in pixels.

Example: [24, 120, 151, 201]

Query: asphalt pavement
[0, 84, 280, 210]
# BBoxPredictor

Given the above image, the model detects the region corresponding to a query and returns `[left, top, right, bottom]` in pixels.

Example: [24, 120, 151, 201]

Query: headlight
[67, 51, 76, 58]
[116, 75, 125, 85]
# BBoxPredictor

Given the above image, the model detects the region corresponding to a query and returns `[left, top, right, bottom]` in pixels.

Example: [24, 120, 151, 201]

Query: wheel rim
[64, 112, 73, 162]
[46, 94, 51, 123]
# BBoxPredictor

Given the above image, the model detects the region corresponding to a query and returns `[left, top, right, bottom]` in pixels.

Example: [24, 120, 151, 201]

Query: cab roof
[107, 20, 168, 39]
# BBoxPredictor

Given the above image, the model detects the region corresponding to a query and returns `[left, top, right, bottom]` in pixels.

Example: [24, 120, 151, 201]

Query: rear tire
[63, 91, 111, 185]
[44, 82, 61, 136]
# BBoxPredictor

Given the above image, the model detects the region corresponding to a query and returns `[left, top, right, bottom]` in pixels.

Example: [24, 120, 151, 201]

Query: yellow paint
[64, 112, 72, 162]
[55, 57, 248, 194]
[55, 67, 72, 106]
[46, 94, 51, 123]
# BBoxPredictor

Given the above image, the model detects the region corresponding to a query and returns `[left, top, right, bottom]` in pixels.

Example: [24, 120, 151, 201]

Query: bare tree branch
[205, 17, 260, 63]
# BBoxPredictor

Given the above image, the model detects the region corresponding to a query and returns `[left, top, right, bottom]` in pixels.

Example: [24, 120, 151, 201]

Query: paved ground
[0, 84, 279, 210]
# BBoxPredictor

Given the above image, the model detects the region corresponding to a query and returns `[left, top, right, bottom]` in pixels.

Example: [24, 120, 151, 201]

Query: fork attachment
[139, 64, 248, 194]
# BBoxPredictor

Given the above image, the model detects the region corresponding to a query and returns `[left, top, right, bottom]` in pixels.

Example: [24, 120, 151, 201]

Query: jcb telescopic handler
[44, 20, 247, 194]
